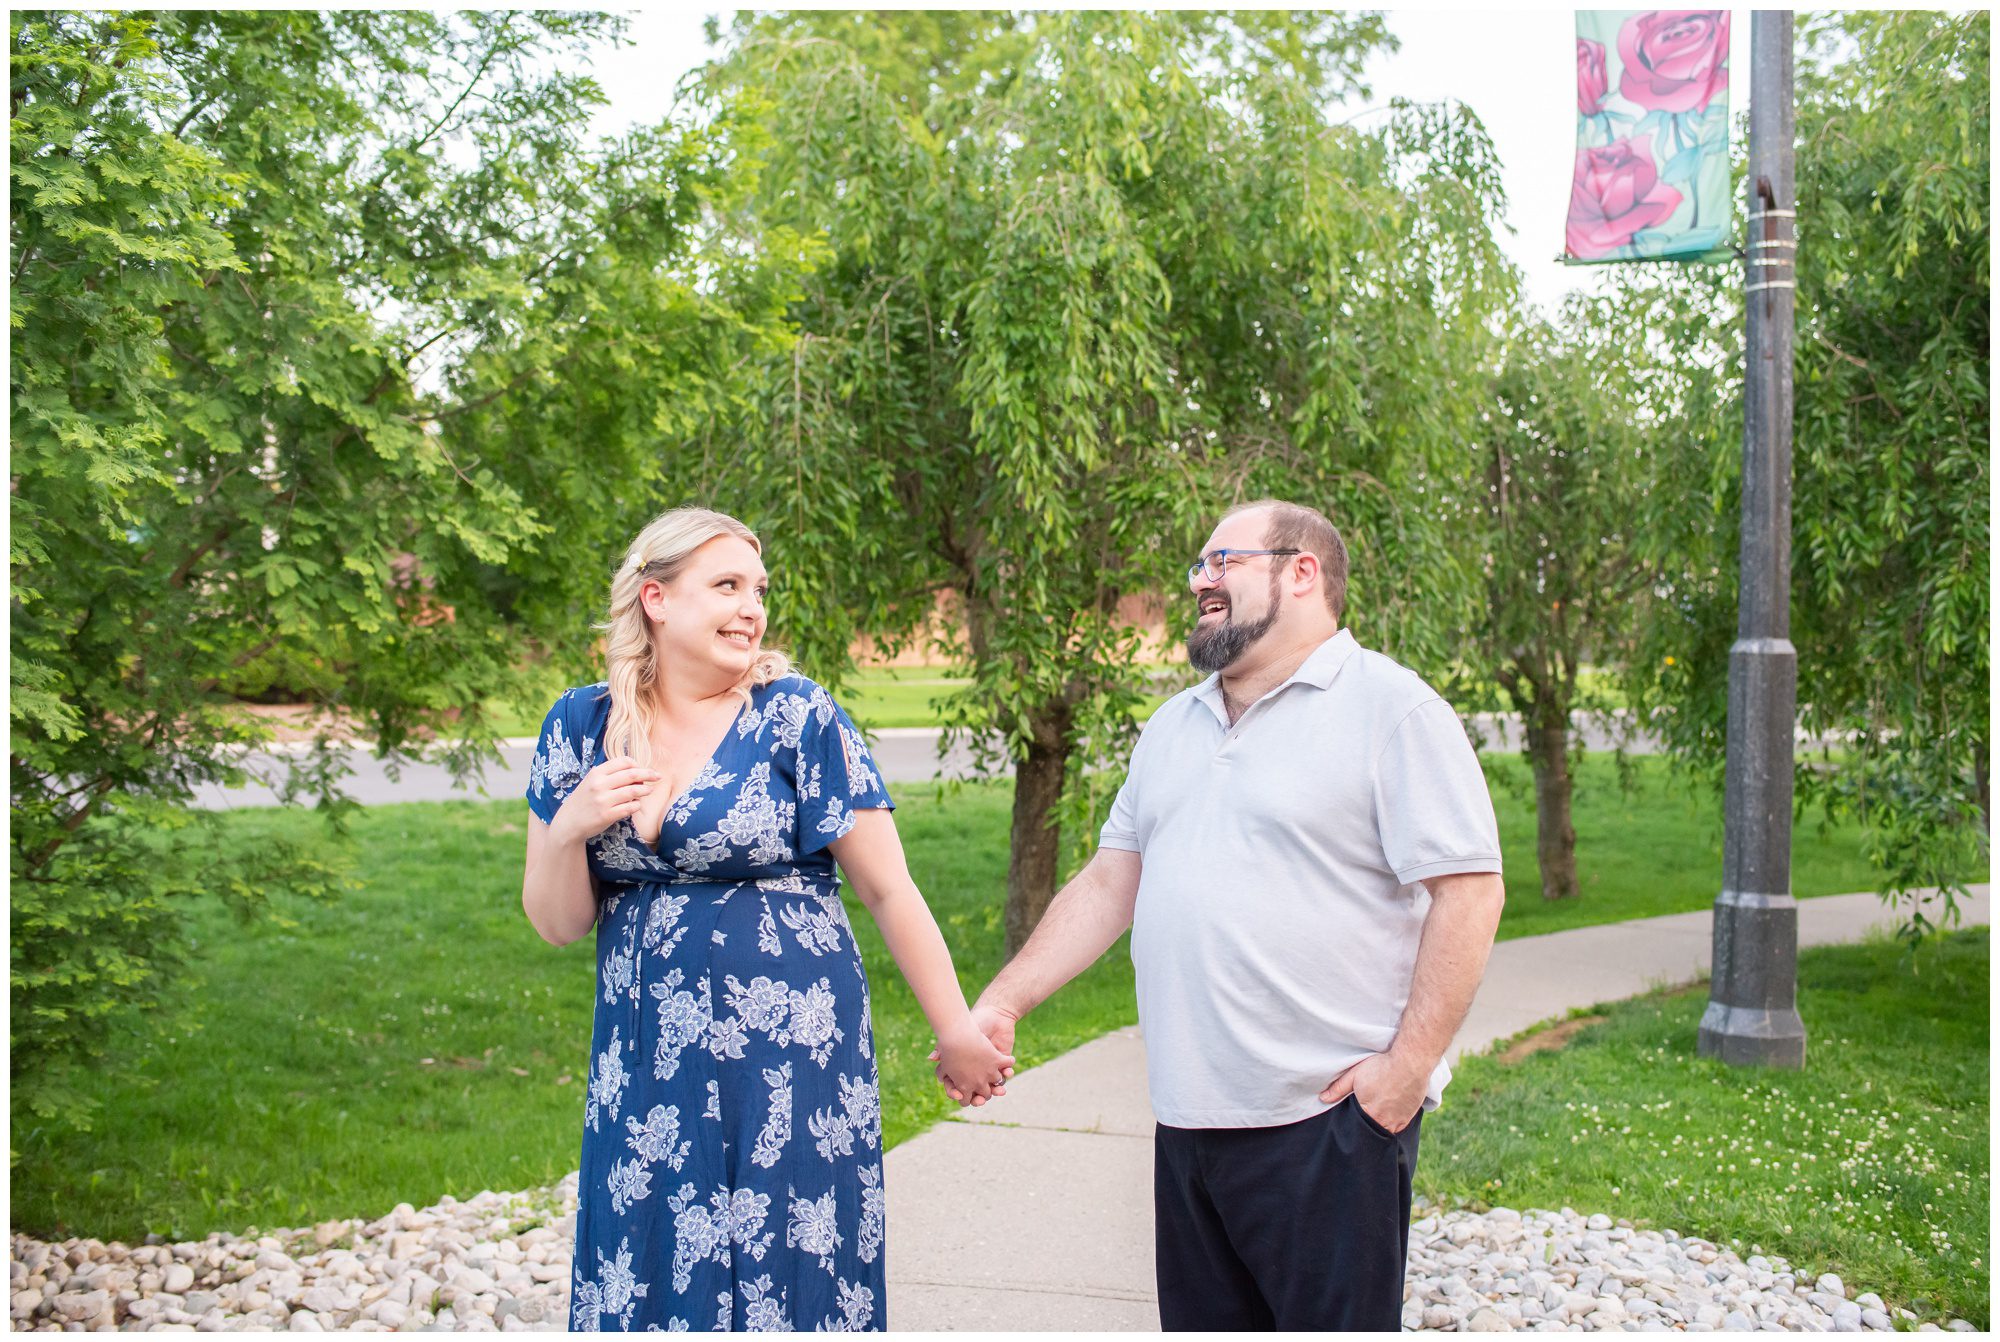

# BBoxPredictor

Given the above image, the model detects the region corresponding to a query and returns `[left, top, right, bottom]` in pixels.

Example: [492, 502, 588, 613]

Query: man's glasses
[1186, 549, 1301, 589]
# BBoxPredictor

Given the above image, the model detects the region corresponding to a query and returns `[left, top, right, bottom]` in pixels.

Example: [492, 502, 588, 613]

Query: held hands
[1319, 1049, 1429, 1135]
[929, 1004, 1017, 1108]
[550, 756, 662, 846]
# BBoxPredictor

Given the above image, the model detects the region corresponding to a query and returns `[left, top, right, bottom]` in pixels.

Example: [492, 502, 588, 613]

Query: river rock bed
[10, 1184, 1979, 1331]
[1400, 1202, 1975, 1332]
[10, 1176, 578, 1332]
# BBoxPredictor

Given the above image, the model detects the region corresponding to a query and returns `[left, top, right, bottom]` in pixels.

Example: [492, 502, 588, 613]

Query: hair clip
[627, 553, 647, 573]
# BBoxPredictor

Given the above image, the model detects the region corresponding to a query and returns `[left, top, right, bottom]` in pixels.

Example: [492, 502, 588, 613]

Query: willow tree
[690, 12, 1516, 953]
[1454, 303, 1666, 901]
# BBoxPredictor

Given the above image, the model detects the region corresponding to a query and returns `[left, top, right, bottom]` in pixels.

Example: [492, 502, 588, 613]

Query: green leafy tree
[1454, 304, 1666, 901]
[689, 11, 1517, 953]
[8, 11, 792, 1126]
[1621, 11, 1989, 931]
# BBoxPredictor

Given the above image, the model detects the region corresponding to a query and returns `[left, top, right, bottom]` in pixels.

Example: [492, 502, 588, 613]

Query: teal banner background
[1566, 10, 1734, 265]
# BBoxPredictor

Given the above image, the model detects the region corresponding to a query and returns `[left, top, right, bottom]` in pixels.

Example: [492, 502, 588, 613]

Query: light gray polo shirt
[1099, 628, 1501, 1129]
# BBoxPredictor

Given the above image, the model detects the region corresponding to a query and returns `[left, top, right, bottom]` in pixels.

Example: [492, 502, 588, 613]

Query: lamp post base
[1697, 1001, 1806, 1068]
[1699, 888, 1807, 1069]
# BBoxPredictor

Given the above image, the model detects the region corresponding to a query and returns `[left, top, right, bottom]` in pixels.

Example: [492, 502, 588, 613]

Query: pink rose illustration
[1566, 134, 1684, 259]
[1618, 10, 1730, 114]
[1577, 38, 1608, 116]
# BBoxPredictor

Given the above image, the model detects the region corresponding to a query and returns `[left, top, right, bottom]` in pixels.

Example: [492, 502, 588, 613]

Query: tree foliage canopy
[678, 11, 1518, 947]
[8, 10, 799, 1123]
[1452, 299, 1673, 900]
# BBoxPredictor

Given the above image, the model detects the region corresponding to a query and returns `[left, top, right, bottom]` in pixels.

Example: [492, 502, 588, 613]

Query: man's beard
[1186, 571, 1281, 673]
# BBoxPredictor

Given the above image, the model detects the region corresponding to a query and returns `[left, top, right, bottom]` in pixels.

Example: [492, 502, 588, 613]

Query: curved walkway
[881, 884, 1991, 1330]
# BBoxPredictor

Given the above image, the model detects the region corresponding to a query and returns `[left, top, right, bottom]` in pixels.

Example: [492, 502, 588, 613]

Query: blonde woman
[522, 507, 1012, 1332]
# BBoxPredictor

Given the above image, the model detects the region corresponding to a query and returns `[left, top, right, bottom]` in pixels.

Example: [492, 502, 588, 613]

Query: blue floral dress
[527, 675, 895, 1332]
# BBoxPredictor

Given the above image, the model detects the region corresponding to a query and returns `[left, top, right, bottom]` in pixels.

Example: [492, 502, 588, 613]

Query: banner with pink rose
[1566, 10, 1733, 264]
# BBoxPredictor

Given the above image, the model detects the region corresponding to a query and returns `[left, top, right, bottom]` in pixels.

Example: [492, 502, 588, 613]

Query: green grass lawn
[11, 758, 1980, 1244]
[1480, 754, 1966, 942]
[826, 666, 977, 730]
[1418, 929, 1990, 1327]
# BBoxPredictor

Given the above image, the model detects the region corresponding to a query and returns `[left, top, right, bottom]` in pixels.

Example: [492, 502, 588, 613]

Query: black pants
[1154, 1099, 1421, 1332]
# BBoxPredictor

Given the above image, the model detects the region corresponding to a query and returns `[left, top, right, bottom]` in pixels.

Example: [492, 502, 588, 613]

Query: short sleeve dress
[527, 674, 895, 1332]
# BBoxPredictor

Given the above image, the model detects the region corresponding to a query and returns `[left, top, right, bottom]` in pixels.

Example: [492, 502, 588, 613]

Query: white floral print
[649, 969, 712, 1082]
[837, 724, 881, 797]
[607, 1157, 653, 1216]
[786, 1189, 843, 1274]
[626, 1103, 691, 1172]
[856, 1164, 886, 1267]
[530, 709, 585, 804]
[589, 821, 655, 874]
[766, 691, 818, 751]
[727, 974, 793, 1033]
[751, 1063, 792, 1169]
[668, 1183, 774, 1294]
[739, 1274, 792, 1332]
[572, 1235, 648, 1330]
[668, 759, 737, 827]
[779, 899, 847, 956]
[671, 829, 731, 875]
[586, 1026, 630, 1134]
[816, 796, 854, 841]
[714, 762, 798, 867]
[807, 1075, 882, 1163]
[828, 1277, 876, 1331]
[706, 1014, 751, 1061]
[642, 890, 691, 958]
[786, 978, 843, 1066]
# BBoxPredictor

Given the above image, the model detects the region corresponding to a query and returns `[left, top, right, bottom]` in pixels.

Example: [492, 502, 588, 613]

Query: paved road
[187, 728, 997, 810]
[882, 884, 1992, 1330]
[189, 714, 1664, 810]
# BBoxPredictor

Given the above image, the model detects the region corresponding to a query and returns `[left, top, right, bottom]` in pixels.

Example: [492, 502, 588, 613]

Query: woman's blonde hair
[599, 507, 791, 766]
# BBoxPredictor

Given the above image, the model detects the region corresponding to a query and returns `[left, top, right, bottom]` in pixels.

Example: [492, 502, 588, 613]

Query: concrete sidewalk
[881, 884, 1991, 1331]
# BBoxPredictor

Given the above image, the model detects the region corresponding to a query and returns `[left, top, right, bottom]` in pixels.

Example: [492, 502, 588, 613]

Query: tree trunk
[1526, 708, 1580, 901]
[1004, 708, 1072, 958]
[1976, 738, 1991, 833]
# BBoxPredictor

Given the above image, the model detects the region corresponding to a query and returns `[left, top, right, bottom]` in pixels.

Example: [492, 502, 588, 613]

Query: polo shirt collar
[1190, 628, 1358, 722]
[1290, 627, 1360, 689]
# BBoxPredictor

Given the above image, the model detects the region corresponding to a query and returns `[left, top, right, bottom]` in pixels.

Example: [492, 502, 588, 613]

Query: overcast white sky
[575, 8, 1755, 315]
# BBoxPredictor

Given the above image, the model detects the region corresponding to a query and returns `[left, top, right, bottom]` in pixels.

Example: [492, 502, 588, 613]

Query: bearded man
[946, 498, 1505, 1331]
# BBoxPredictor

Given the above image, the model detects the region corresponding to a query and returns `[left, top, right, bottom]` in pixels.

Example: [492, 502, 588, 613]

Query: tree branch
[170, 90, 219, 139]
[168, 524, 234, 588]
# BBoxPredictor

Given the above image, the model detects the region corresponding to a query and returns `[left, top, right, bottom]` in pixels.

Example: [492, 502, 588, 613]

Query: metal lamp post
[1698, 10, 1806, 1068]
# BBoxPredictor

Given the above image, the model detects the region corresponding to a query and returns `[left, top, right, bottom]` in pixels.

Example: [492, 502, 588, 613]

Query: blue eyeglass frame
[1186, 548, 1302, 589]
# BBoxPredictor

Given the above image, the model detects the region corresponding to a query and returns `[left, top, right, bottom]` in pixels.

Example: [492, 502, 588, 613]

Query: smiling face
[1186, 510, 1289, 674]
[642, 534, 769, 682]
